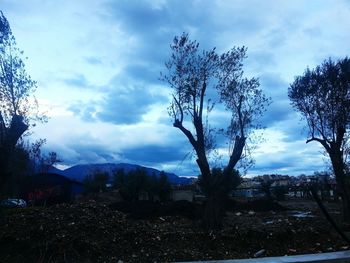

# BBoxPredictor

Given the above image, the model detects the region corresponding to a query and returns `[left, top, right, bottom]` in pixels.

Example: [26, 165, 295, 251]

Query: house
[232, 178, 264, 198]
[171, 185, 195, 202]
[20, 173, 83, 205]
[271, 175, 290, 187]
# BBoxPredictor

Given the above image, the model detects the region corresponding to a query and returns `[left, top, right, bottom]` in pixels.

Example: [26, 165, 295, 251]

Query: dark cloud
[257, 73, 293, 127]
[260, 99, 293, 127]
[42, 136, 121, 167]
[259, 73, 289, 98]
[68, 102, 97, 122]
[69, 143, 119, 164]
[251, 150, 326, 175]
[278, 113, 309, 143]
[96, 85, 167, 124]
[122, 64, 159, 85]
[122, 144, 191, 164]
[246, 50, 277, 72]
[62, 74, 90, 88]
[67, 72, 169, 124]
[102, 0, 267, 69]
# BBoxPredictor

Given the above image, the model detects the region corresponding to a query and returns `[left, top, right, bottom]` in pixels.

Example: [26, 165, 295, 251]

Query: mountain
[52, 163, 192, 185]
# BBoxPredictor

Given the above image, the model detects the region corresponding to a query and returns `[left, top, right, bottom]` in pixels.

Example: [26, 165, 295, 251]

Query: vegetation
[260, 178, 273, 200]
[83, 171, 109, 195]
[113, 169, 171, 202]
[272, 186, 287, 201]
[288, 57, 350, 222]
[0, 11, 46, 197]
[161, 33, 270, 228]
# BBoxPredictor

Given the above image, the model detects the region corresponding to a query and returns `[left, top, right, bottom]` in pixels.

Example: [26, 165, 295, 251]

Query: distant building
[20, 173, 83, 205]
[232, 179, 264, 198]
[171, 185, 195, 202]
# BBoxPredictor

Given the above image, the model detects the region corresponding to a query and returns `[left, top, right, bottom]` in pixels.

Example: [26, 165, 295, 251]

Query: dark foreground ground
[0, 195, 349, 263]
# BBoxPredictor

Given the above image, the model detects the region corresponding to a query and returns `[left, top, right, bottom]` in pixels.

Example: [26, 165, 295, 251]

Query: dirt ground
[0, 197, 349, 263]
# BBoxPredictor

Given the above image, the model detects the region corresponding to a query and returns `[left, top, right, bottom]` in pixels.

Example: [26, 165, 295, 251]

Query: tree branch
[237, 95, 245, 137]
[173, 119, 197, 148]
[199, 81, 206, 119]
[224, 135, 246, 176]
[306, 137, 331, 153]
[173, 95, 183, 123]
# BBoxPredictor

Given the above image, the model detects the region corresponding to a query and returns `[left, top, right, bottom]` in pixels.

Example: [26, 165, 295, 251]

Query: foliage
[259, 178, 272, 200]
[288, 57, 350, 221]
[0, 11, 46, 126]
[83, 171, 109, 195]
[198, 167, 241, 198]
[161, 33, 270, 228]
[288, 58, 350, 148]
[272, 186, 287, 201]
[0, 11, 46, 197]
[157, 171, 171, 201]
[113, 169, 171, 202]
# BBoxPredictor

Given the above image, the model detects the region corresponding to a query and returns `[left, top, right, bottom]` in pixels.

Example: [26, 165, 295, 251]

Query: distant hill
[49, 163, 192, 185]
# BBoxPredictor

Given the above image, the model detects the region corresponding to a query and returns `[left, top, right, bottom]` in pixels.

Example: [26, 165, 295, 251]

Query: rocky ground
[0, 196, 349, 263]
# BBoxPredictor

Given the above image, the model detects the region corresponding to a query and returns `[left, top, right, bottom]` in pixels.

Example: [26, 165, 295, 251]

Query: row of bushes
[83, 168, 171, 202]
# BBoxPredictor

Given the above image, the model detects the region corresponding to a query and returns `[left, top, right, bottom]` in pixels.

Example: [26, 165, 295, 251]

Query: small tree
[113, 169, 171, 202]
[272, 186, 287, 201]
[157, 171, 171, 202]
[83, 171, 109, 195]
[112, 168, 126, 189]
[161, 33, 270, 228]
[113, 168, 148, 201]
[259, 177, 272, 200]
[288, 57, 350, 222]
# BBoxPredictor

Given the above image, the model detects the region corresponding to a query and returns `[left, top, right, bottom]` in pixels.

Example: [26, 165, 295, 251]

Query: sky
[1, 0, 350, 177]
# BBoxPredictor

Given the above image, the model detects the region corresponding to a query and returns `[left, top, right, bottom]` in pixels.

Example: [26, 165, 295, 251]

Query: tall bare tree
[161, 33, 270, 228]
[289, 57, 350, 222]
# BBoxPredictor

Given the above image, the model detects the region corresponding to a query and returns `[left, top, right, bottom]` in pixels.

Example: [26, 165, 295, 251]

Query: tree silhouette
[83, 171, 109, 195]
[113, 169, 171, 202]
[289, 57, 350, 222]
[161, 33, 270, 228]
[0, 11, 46, 196]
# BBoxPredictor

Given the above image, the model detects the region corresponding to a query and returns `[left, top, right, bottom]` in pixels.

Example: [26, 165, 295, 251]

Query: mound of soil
[109, 200, 201, 219]
[0, 198, 348, 263]
[235, 199, 287, 212]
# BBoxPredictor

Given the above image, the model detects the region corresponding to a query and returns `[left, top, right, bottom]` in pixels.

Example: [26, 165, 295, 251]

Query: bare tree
[288, 57, 350, 222]
[161, 33, 270, 228]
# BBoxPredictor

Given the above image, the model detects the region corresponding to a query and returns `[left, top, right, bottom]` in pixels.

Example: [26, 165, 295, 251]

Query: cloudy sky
[1, 0, 349, 177]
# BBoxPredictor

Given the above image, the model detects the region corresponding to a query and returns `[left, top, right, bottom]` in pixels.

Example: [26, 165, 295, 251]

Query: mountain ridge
[49, 163, 192, 185]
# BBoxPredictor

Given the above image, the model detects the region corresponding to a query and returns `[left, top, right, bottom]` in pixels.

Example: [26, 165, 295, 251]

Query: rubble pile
[0, 199, 348, 262]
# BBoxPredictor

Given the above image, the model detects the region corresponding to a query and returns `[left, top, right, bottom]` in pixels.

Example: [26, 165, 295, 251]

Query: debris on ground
[0, 199, 348, 263]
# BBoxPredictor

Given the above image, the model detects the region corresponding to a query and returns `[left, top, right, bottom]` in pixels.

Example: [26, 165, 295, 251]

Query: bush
[83, 171, 109, 195]
[272, 186, 287, 201]
[112, 169, 171, 202]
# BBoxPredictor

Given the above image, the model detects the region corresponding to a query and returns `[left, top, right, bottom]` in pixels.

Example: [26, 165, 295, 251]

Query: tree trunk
[202, 194, 224, 229]
[0, 115, 28, 197]
[329, 148, 350, 222]
[342, 194, 350, 222]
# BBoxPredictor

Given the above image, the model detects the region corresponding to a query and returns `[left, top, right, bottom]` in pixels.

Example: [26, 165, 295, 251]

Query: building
[20, 173, 83, 205]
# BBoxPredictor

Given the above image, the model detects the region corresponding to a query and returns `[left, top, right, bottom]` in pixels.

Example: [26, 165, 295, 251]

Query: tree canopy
[161, 33, 270, 227]
[289, 57, 350, 150]
[0, 11, 45, 196]
[0, 11, 43, 127]
[288, 57, 350, 221]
